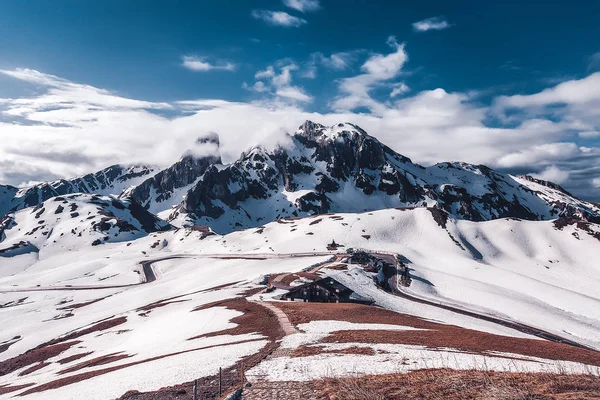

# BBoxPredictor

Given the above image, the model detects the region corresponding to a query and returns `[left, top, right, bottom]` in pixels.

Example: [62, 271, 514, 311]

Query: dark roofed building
[280, 277, 373, 305]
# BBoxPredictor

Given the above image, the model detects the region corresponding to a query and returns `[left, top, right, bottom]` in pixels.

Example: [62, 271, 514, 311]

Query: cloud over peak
[412, 16, 451, 32]
[181, 56, 236, 72]
[251, 10, 307, 27]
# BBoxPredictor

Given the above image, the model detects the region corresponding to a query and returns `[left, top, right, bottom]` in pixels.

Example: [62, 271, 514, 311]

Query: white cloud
[497, 143, 580, 168]
[251, 10, 307, 27]
[580, 131, 600, 139]
[531, 165, 570, 184]
[495, 72, 600, 109]
[244, 63, 312, 103]
[593, 177, 600, 188]
[181, 56, 235, 72]
[255, 66, 276, 80]
[1, 67, 600, 201]
[390, 82, 410, 97]
[317, 52, 355, 70]
[275, 87, 313, 102]
[412, 16, 451, 32]
[283, 0, 320, 13]
[332, 36, 408, 115]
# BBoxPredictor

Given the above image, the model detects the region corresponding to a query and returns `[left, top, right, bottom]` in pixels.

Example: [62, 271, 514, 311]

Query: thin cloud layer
[412, 16, 451, 32]
[283, 0, 320, 13]
[251, 10, 307, 27]
[181, 56, 236, 72]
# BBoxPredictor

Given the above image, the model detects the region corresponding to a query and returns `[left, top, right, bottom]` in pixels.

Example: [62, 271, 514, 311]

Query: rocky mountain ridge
[1, 121, 599, 235]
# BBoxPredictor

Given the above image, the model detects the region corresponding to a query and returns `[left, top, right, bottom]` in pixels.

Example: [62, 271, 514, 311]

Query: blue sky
[1, 0, 600, 200]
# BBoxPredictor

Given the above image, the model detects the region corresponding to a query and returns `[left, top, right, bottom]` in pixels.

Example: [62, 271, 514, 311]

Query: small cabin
[348, 251, 372, 265]
[280, 277, 373, 305]
[326, 239, 340, 251]
[191, 225, 211, 232]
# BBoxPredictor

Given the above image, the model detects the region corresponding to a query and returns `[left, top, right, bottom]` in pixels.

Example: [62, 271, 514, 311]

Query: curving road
[0, 252, 337, 293]
[373, 252, 598, 352]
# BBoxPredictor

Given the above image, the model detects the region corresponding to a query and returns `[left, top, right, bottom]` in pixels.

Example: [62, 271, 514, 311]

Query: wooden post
[241, 361, 244, 385]
[218, 367, 222, 396]
[193, 379, 197, 400]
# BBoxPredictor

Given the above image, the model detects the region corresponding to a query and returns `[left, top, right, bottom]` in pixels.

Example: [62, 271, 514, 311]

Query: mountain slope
[2, 165, 156, 217]
[0, 184, 19, 216]
[167, 121, 600, 233]
[121, 133, 222, 216]
[0, 193, 171, 258]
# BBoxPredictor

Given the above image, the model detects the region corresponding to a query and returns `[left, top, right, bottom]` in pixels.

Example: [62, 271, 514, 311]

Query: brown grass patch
[136, 299, 189, 312]
[0, 383, 34, 395]
[318, 369, 600, 400]
[274, 302, 600, 367]
[20, 338, 264, 396]
[189, 298, 283, 341]
[56, 352, 93, 365]
[0, 340, 81, 377]
[291, 345, 376, 358]
[57, 296, 108, 310]
[59, 352, 133, 374]
[1, 316, 126, 377]
[18, 361, 50, 376]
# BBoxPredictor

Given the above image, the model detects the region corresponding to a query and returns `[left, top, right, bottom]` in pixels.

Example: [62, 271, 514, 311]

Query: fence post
[193, 379, 197, 400]
[240, 361, 244, 385]
[219, 367, 222, 396]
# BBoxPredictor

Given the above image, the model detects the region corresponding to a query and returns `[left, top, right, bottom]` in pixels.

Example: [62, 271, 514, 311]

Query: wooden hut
[280, 277, 373, 305]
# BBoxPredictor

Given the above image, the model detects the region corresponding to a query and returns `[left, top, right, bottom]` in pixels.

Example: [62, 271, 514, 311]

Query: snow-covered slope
[1, 207, 599, 399]
[211, 209, 600, 349]
[166, 121, 600, 233]
[1, 165, 156, 217]
[0, 193, 171, 259]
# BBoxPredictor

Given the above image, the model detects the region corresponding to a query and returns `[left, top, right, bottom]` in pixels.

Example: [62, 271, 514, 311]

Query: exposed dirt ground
[116, 298, 285, 400]
[273, 302, 600, 366]
[317, 369, 600, 400]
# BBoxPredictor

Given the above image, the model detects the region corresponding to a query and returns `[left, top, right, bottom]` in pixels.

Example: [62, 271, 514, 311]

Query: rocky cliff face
[166, 121, 600, 233]
[121, 133, 222, 215]
[3, 121, 599, 235]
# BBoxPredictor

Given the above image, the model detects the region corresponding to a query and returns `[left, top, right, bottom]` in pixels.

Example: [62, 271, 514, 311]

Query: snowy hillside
[0, 165, 156, 217]
[0, 193, 171, 260]
[1, 207, 599, 399]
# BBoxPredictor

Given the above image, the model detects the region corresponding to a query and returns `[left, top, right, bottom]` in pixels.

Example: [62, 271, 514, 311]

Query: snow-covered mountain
[0, 165, 156, 217]
[121, 133, 221, 216]
[0, 193, 171, 257]
[165, 121, 600, 233]
[2, 121, 599, 236]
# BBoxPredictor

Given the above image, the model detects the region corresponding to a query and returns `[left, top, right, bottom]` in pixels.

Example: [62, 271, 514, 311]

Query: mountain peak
[296, 120, 327, 138]
[196, 131, 220, 146]
[295, 120, 370, 141]
[180, 132, 222, 163]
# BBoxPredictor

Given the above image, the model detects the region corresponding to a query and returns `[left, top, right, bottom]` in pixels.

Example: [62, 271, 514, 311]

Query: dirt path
[252, 301, 298, 336]
[242, 301, 325, 399]
[374, 252, 598, 352]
